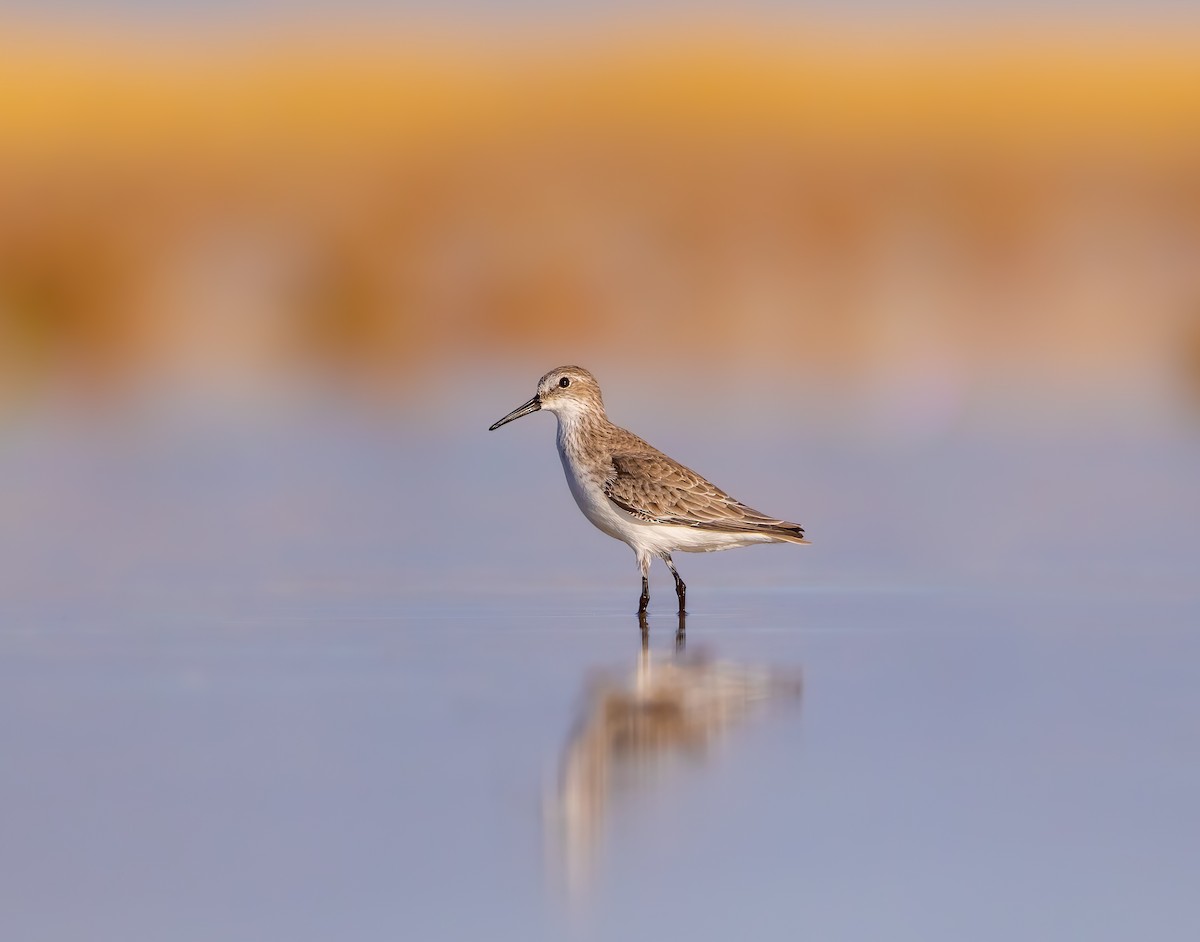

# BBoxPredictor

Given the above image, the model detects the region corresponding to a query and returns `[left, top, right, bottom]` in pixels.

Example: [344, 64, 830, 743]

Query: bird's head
[488, 365, 604, 430]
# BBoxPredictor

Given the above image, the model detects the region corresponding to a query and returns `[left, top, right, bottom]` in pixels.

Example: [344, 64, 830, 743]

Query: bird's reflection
[638, 609, 686, 651]
[551, 613, 802, 895]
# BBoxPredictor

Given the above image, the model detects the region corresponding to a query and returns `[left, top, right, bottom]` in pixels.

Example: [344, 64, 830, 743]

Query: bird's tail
[767, 523, 810, 545]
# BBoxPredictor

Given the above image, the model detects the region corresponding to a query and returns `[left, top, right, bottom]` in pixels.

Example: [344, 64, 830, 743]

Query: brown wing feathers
[603, 452, 806, 539]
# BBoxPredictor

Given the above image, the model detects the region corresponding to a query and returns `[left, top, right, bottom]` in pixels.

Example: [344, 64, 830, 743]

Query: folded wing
[603, 453, 807, 541]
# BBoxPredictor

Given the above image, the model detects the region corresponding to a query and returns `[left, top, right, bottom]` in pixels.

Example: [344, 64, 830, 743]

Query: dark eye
[558, 377, 570, 388]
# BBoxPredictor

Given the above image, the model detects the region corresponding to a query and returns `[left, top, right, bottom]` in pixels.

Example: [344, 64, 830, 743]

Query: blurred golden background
[2, 11, 1199, 417]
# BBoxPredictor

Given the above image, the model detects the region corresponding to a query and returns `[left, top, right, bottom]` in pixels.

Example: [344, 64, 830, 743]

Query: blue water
[1, 405, 1197, 940]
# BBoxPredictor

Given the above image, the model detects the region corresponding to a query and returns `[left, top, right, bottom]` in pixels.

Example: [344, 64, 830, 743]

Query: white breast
[556, 434, 631, 543]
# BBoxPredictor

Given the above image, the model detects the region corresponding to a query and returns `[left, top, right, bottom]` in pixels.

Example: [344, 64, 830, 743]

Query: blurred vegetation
[1, 19, 1198, 407]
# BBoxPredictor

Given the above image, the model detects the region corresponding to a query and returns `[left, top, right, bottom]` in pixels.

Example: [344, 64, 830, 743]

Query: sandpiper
[488, 366, 808, 614]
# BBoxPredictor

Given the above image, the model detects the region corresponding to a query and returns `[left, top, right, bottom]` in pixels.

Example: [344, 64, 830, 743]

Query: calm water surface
[1, 407, 1197, 940]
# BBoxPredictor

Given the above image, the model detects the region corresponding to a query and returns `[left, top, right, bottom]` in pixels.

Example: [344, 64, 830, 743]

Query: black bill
[488, 395, 541, 430]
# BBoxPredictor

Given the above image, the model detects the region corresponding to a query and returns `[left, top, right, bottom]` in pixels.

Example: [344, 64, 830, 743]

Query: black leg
[675, 611, 686, 651]
[638, 575, 650, 615]
[663, 555, 687, 614]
